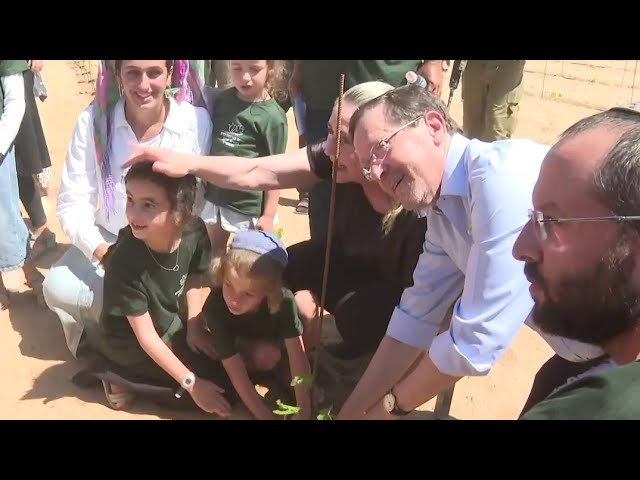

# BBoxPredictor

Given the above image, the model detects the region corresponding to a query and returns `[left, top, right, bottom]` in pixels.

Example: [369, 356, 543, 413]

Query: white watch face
[383, 393, 396, 413]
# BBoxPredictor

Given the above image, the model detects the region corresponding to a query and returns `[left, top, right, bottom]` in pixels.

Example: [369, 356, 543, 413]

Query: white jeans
[42, 227, 117, 358]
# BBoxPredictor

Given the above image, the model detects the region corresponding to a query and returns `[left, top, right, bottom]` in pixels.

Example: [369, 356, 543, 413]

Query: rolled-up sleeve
[429, 150, 539, 377]
[0, 73, 26, 156]
[56, 108, 106, 261]
[387, 232, 465, 350]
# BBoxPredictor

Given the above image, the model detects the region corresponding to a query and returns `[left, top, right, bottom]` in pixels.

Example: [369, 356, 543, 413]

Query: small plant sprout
[271, 373, 334, 419]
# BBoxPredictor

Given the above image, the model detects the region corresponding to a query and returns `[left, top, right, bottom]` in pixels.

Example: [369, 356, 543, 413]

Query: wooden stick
[311, 73, 346, 405]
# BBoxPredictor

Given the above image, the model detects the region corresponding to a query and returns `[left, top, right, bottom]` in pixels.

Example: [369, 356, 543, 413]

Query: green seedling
[273, 399, 300, 416]
[316, 407, 334, 420]
[272, 374, 334, 419]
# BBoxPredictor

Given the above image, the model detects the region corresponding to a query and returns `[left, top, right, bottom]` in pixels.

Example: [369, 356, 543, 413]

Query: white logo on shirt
[220, 120, 244, 148]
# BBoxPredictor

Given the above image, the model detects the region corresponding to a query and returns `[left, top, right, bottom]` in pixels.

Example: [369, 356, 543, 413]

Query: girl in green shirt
[201, 60, 288, 255]
[95, 161, 234, 416]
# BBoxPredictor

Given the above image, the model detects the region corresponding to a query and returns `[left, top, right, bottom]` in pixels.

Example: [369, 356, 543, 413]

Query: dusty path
[2, 59, 620, 420]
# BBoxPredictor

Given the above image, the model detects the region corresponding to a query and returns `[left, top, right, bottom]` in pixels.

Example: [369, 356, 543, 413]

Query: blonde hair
[335, 80, 394, 109]
[335, 80, 404, 235]
[210, 247, 284, 314]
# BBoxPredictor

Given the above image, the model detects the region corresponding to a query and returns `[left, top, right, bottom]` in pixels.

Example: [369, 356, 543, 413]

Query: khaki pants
[461, 60, 526, 142]
[205, 60, 233, 89]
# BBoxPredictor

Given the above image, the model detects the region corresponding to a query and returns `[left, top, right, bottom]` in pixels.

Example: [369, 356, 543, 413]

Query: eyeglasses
[528, 209, 640, 241]
[362, 116, 422, 181]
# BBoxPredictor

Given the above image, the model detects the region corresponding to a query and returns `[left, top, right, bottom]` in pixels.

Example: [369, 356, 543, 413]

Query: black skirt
[14, 69, 52, 177]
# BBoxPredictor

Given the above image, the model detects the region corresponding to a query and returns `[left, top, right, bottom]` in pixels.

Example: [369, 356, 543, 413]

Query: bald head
[550, 109, 640, 223]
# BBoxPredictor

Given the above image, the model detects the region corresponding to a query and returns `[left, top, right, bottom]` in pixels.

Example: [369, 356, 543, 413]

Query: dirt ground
[0, 60, 633, 420]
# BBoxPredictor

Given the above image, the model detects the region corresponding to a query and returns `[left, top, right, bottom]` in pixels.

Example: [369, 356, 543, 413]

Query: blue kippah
[230, 230, 288, 267]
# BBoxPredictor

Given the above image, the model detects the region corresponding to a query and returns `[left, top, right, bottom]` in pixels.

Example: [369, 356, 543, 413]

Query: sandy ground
[0, 60, 632, 420]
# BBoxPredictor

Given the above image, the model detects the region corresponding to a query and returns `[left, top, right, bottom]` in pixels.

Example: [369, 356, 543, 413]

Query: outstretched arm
[124, 144, 319, 191]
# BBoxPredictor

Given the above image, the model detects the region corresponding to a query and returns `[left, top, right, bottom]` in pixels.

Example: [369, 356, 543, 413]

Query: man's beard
[526, 236, 640, 346]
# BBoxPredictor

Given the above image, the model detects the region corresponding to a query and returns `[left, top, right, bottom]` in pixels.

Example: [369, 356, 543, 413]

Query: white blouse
[56, 96, 212, 261]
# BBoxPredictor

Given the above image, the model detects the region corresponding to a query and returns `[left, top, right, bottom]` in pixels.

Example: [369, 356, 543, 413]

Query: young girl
[201, 60, 288, 254]
[201, 229, 312, 420]
[93, 160, 234, 416]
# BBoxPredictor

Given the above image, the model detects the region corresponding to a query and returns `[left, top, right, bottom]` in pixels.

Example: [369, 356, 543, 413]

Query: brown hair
[114, 60, 174, 71]
[124, 160, 197, 229]
[209, 247, 285, 314]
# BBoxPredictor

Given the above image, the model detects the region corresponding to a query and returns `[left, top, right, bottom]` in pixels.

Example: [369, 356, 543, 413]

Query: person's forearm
[338, 336, 422, 419]
[189, 148, 317, 191]
[262, 189, 280, 218]
[138, 331, 191, 385]
[394, 353, 459, 410]
[364, 353, 459, 420]
[223, 356, 276, 420]
[185, 275, 204, 322]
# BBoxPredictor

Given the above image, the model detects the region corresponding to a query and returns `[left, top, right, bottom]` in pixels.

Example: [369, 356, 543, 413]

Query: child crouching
[201, 230, 312, 420]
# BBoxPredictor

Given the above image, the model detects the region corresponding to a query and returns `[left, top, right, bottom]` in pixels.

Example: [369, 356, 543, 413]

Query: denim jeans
[0, 147, 30, 272]
[42, 227, 117, 358]
[304, 107, 332, 242]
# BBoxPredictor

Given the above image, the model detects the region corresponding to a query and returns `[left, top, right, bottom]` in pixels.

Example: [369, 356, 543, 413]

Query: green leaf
[272, 399, 300, 416]
[316, 407, 334, 420]
[290, 373, 313, 386]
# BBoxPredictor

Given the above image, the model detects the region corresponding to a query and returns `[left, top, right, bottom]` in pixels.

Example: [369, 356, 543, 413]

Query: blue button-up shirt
[387, 133, 605, 377]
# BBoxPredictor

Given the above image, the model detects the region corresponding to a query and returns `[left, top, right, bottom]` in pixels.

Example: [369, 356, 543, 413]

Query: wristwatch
[174, 372, 196, 399]
[383, 390, 411, 416]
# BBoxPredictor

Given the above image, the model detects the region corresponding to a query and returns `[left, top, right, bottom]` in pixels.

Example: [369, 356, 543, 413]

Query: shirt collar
[439, 133, 471, 198]
[414, 133, 471, 218]
[113, 95, 185, 135]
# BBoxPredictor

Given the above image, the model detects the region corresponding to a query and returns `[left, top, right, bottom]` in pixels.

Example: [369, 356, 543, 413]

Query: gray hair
[349, 84, 462, 139]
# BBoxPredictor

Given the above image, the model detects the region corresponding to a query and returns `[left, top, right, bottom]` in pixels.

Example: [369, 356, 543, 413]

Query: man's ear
[423, 110, 447, 146]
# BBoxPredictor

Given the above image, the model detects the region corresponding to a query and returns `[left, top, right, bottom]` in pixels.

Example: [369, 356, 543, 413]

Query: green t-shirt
[344, 60, 423, 91]
[300, 60, 423, 111]
[0, 60, 29, 117]
[301, 60, 344, 111]
[205, 88, 288, 217]
[202, 287, 303, 360]
[521, 360, 640, 420]
[97, 218, 212, 367]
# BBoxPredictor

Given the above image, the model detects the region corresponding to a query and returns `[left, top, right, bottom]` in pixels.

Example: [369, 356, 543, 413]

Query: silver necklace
[146, 243, 180, 272]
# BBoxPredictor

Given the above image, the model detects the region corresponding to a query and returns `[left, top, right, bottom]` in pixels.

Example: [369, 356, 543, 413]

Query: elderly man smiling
[337, 84, 604, 420]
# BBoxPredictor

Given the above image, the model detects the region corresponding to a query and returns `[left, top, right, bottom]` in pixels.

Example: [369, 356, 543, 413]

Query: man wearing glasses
[337, 83, 604, 420]
[515, 102, 640, 419]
